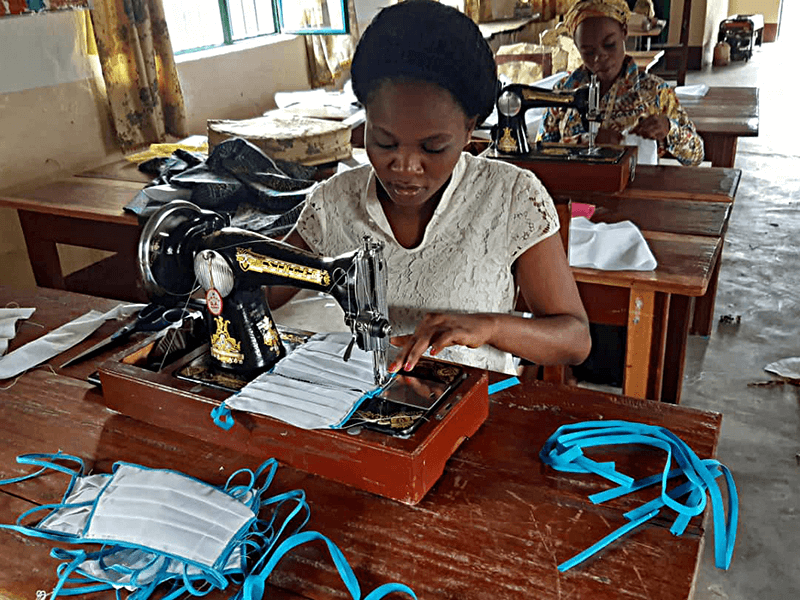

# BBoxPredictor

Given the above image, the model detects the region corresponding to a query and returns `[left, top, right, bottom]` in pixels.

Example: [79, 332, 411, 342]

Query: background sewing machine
[97, 200, 489, 505]
[488, 76, 638, 193]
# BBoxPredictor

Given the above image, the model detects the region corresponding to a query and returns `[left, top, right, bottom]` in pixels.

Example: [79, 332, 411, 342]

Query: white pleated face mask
[84, 463, 256, 569]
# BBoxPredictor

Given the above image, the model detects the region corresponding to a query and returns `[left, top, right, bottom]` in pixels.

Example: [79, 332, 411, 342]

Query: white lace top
[296, 152, 560, 373]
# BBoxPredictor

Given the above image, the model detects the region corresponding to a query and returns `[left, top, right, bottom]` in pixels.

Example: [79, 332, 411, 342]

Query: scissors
[60, 303, 199, 369]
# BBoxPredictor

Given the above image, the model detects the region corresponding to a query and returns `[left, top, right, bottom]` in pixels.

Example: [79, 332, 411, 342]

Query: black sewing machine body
[494, 83, 594, 155]
[138, 200, 390, 383]
[98, 201, 490, 504]
[490, 77, 637, 193]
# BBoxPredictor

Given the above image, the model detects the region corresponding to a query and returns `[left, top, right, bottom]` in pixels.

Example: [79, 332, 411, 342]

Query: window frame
[171, 0, 350, 56]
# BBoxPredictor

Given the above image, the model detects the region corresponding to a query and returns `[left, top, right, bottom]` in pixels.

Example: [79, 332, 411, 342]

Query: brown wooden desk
[623, 164, 741, 202]
[0, 286, 722, 600]
[0, 176, 146, 301]
[558, 163, 741, 338]
[76, 158, 154, 184]
[573, 230, 722, 403]
[681, 87, 759, 168]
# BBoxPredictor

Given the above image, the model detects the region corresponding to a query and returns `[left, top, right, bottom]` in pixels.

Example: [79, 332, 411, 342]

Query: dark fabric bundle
[126, 138, 317, 236]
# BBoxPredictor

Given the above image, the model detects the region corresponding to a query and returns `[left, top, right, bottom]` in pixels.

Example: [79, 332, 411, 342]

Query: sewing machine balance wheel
[138, 200, 227, 299]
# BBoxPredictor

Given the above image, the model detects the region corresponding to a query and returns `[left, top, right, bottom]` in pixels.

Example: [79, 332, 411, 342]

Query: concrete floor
[673, 12, 800, 600]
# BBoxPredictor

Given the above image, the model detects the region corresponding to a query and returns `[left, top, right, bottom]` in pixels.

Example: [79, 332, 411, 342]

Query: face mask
[1, 453, 417, 600]
[1, 454, 308, 597]
[215, 332, 391, 431]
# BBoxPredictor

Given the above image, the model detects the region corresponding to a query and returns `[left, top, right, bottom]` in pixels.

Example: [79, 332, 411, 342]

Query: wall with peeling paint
[0, 11, 310, 289]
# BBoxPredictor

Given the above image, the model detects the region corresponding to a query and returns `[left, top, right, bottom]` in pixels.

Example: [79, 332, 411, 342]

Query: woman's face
[364, 79, 475, 211]
[574, 16, 628, 87]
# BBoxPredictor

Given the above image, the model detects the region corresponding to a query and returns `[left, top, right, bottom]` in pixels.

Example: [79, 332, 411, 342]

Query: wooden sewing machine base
[487, 144, 638, 193]
[98, 339, 489, 505]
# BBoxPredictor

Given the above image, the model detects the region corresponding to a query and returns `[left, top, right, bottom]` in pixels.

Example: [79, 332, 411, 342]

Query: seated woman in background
[541, 0, 704, 166]
[274, 0, 591, 375]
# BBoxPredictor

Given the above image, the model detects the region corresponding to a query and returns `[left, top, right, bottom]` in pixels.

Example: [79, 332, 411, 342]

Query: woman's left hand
[631, 114, 670, 141]
[389, 312, 498, 373]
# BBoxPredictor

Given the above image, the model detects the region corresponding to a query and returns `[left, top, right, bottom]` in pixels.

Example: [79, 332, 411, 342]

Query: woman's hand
[389, 312, 499, 372]
[594, 127, 623, 145]
[631, 114, 670, 141]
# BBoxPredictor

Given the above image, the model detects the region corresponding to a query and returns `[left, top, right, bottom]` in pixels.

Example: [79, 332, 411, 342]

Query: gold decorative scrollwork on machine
[210, 317, 244, 365]
[236, 248, 331, 286]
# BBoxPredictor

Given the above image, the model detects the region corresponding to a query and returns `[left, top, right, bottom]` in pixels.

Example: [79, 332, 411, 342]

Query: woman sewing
[274, 0, 590, 375]
[541, 0, 704, 166]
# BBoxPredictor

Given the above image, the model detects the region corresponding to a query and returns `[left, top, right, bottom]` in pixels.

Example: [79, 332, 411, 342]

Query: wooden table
[0, 285, 723, 600]
[567, 163, 741, 337]
[623, 164, 741, 202]
[572, 230, 721, 403]
[680, 87, 759, 168]
[0, 174, 147, 302]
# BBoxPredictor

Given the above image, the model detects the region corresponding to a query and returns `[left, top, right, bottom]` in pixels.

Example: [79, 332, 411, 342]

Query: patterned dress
[540, 56, 704, 166]
[295, 153, 560, 373]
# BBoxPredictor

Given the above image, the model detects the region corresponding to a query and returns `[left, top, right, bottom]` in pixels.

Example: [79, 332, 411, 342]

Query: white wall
[729, 0, 782, 22]
[354, 0, 391, 30]
[0, 10, 310, 288]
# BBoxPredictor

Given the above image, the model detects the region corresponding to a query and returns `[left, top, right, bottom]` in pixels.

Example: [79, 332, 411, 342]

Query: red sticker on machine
[206, 288, 223, 315]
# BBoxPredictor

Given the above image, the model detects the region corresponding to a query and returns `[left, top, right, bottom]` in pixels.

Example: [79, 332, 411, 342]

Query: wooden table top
[572, 230, 722, 296]
[76, 158, 154, 184]
[590, 196, 731, 237]
[681, 86, 759, 137]
[624, 164, 741, 201]
[0, 177, 141, 225]
[0, 286, 723, 600]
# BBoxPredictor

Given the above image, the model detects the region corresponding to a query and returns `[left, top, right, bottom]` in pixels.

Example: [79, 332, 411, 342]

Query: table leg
[662, 295, 694, 404]
[624, 288, 657, 399]
[691, 252, 721, 336]
[699, 133, 738, 168]
[16, 209, 141, 298]
[17, 211, 65, 289]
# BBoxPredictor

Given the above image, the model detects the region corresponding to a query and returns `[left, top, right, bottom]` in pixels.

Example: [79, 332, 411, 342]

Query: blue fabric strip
[540, 420, 738, 571]
[488, 376, 520, 395]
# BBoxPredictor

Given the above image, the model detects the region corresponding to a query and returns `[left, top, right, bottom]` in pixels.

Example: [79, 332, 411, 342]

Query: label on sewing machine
[206, 289, 223, 316]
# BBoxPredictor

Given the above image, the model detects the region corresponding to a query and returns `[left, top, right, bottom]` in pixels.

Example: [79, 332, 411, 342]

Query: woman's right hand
[594, 127, 623, 145]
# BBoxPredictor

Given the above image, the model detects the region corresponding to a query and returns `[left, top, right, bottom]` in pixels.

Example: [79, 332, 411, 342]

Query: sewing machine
[137, 200, 391, 385]
[489, 75, 638, 193]
[98, 200, 489, 505]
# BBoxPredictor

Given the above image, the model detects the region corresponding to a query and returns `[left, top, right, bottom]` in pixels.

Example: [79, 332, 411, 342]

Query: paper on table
[0, 304, 145, 380]
[569, 217, 657, 271]
[0, 308, 36, 357]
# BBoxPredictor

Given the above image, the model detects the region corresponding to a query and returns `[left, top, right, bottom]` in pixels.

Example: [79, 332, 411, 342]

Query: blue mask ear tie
[540, 420, 738, 572]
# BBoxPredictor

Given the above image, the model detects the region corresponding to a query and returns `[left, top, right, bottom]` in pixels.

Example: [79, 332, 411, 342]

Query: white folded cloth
[0, 304, 145, 380]
[675, 84, 709, 99]
[622, 133, 658, 165]
[226, 332, 381, 430]
[764, 357, 800, 380]
[0, 308, 36, 357]
[569, 217, 657, 271]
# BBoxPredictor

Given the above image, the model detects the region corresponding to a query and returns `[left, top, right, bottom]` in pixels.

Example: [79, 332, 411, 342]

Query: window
[163, 0, 350, 55]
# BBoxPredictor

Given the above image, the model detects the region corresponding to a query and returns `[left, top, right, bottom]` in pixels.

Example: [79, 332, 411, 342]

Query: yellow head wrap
[564, 0, 631, 37]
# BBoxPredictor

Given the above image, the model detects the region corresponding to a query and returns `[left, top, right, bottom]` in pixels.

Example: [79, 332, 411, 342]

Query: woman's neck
[376, 180, 447, 249]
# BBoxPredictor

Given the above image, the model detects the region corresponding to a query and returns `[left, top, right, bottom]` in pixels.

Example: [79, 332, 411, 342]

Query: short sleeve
[507, 169, 561, 263]
[295, 184, 326, 254]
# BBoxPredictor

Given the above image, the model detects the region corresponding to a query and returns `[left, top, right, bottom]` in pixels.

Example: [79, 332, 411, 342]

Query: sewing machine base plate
[488, 144, 637, 193]
[98, 337, 489, 505]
